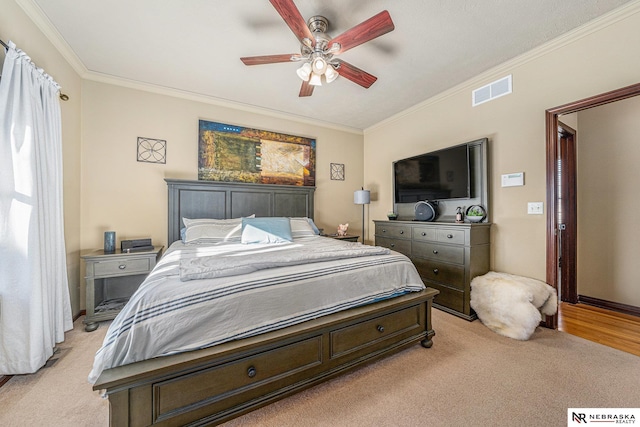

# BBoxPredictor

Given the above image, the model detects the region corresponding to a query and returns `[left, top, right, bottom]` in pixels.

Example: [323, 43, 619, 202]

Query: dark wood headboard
[165, 179, 315, 244]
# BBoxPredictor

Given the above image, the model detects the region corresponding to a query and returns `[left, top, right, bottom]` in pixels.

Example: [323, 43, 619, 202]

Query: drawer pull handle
[421, 232, 426, 236]
[390, 243, 395, 248]
[247, 366, 257, 378]
[399, 230, 404, 234]
[447, 234, 453, 239]
[118, 265, 126, 270]
[376, 325, 385, 333]
[382, 229, 387, 233]
[433, 268, 439, 274]
[433, 250, 438, 254]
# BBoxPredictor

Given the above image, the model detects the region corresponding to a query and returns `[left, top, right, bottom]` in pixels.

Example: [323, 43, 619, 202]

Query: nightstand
[82, 246, 163, 332]
[326, 234, 360, 243]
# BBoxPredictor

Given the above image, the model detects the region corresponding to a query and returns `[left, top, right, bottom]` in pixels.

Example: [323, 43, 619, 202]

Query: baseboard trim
[72, 310, 86, 322]
[0, 375, 12, 389]
[578, 295, 640, 318]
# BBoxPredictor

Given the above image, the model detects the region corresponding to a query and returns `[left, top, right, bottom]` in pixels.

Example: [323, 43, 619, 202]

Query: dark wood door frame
[545, 82, 640, 329]
[557, 121, 577, 304]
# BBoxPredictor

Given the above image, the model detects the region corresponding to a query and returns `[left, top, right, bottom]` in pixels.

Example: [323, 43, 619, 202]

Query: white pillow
[183, 215, 254, 244]
[289, 217, 318, 238]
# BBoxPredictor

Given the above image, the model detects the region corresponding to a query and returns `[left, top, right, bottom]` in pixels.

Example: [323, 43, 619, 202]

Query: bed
[92, 179, 438, 426]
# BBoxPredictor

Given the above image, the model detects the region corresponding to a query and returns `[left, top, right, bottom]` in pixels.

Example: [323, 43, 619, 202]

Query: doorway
[545, 82, 640, 329]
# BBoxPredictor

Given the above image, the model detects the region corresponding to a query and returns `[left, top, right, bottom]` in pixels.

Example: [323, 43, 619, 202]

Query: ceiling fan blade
[269, 0, 315, 47]
[299, 80, 314, 97]
[329, 10, 394, 54]
[334, 60, 377, 88]
[241, 54, 301, 65]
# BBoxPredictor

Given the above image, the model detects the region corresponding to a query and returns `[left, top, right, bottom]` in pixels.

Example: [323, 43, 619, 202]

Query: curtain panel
[0, 41, 73, 374]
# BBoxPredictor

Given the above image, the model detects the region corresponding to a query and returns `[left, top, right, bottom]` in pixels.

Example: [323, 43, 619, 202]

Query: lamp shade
[354, 189, 370, 205]
[309, 72, 322, 86]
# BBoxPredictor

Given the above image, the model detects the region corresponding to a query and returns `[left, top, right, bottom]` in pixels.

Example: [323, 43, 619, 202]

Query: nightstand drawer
[375, 224, 411, 239]
[412, 241, 464, 264]
[412, 258, 465, 289]
[437, 229, 466, 245]
[375, 236, 411, 256]
[94, 258, 151, 277]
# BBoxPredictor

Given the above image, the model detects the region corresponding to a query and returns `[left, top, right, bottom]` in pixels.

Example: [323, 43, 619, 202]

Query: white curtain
[0, 41, 73, 374]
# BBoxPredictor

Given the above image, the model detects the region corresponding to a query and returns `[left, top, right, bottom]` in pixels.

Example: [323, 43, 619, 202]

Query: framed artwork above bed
[198, 120, 316, 186]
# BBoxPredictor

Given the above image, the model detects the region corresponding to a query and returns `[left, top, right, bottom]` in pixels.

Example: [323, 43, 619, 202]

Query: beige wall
[364, 7, 640, 281]
[576, 96, 640, 307]
[2, 0, 83, 315]
[80, 80, 364, 253]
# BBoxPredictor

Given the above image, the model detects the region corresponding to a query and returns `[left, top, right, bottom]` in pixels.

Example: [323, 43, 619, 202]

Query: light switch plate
[528, 202, 544, 214]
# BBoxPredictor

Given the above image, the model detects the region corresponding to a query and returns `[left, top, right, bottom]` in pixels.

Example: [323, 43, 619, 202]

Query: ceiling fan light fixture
[325, 66, 338, 83]
[240, 5, 395, 97]
[296, 62, 312, 81]
[309, 72, 323, 86]
[312, 57, 327, 74]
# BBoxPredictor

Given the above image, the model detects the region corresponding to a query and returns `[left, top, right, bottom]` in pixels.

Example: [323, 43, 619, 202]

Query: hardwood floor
[558, 302, 640, 357]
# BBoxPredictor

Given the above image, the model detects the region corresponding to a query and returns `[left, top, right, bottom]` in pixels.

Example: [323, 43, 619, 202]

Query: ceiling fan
[241, 0, 395, 97]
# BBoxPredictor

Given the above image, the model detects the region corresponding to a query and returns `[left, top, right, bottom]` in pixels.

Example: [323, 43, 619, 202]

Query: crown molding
[85, 71, 364, 135]
[365, 0, 640, 133]
[17, 0, 88, 76]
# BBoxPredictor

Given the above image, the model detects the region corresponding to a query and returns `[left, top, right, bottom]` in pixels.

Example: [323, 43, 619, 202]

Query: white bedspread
[88, 236, 425, 384]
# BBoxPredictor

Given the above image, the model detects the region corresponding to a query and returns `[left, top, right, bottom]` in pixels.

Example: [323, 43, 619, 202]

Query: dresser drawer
[375, 224, 411, 239]
[437, 228, 466, 245]
[331, 306, 421, 358]
[412, 241, 465, 264]
[412, 258, 465, 289]
[93, 257, 152, 277]
[376, 236, 411, 256]
[154, 336, 322, 420]
[424, 282, 465, 313]
[412, 227, 437, 242]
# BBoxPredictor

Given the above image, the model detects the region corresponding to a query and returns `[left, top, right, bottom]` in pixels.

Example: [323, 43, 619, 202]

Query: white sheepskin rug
[470, 271, 558, 340]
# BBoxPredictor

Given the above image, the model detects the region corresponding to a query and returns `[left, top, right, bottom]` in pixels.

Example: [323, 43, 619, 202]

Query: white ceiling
[29, 0, 634, 130]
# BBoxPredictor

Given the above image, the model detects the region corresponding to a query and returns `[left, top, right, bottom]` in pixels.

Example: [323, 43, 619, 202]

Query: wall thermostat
[501, 172, 524, 187]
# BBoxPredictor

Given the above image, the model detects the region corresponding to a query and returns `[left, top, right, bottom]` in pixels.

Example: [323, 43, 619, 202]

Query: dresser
[374, 220, 490, 320]
[82, 246, 163, 331]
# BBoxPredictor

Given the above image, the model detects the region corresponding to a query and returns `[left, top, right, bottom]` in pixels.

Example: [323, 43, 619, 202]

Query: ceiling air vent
[472, 75, 512, 106]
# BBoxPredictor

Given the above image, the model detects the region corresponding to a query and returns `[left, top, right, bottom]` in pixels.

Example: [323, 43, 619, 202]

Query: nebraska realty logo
[568, 408, 639, 424]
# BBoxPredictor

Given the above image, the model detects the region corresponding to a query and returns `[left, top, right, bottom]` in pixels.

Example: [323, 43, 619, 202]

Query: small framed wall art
[137, 137, 166, 164]
[330, 163, 345, 180]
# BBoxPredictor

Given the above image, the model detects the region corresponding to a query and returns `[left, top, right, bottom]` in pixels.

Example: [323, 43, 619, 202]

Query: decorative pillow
[290, 217, 319, 238]
[182, 215, 254, 244]
[241, 217, 293, 244]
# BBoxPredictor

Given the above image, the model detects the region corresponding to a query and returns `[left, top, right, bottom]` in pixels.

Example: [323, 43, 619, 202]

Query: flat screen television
[393, 143, 470, 203]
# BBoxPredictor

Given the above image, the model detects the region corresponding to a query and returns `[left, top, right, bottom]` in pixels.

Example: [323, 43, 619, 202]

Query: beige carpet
[1, 309, 638, 427]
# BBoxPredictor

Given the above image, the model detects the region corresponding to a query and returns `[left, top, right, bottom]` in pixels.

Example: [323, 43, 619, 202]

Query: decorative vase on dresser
[374, 220, 491, 320]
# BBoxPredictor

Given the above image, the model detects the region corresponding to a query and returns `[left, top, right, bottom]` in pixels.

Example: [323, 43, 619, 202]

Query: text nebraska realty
[573, 412, 636, 423]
